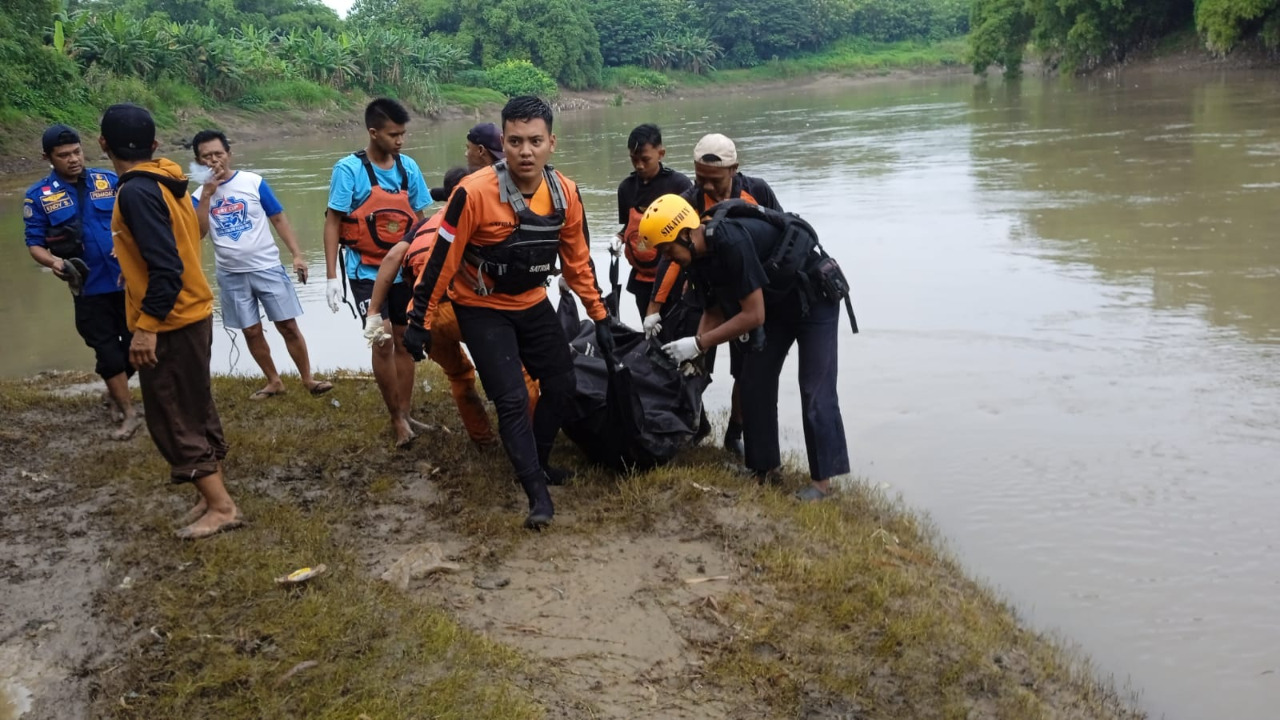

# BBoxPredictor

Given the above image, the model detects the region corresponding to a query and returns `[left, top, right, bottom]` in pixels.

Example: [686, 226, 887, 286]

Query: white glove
[662, 336, 703, 364]
[363, 313, 392, 347]
[326, 278, 342, 313]
[643, 313, 663, 340]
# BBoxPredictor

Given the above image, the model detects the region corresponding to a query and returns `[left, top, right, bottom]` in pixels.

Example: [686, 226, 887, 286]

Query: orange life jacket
[405, 210, 443, 279]
[338, 150, 416, 267]
[622, 205, 660, 282]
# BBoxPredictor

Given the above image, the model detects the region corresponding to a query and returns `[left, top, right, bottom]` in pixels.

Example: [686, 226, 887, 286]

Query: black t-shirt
[690, 216, 782, 317]
[616, 164, 693, 225]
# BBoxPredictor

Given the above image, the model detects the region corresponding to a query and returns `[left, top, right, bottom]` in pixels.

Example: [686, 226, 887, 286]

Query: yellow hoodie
[111, 158, 213, 333]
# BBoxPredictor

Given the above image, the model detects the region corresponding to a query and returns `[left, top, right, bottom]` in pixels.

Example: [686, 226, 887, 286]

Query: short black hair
[442, 166, 470, 197]
[366, 98, 410, 130]
[191, 129, 230, 157]
[627, 124, 663, 152]
[501, 95, 554, 133]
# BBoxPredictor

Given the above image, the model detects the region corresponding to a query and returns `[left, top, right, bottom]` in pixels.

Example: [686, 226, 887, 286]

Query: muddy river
[3, 71, 1280, 718]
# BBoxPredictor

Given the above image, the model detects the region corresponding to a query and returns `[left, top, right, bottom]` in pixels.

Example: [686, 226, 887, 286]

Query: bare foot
[178, 498, 208, 527]
[393, 418, 417, 448]
[249, 380, 286, 401]
[176, 509, 244, 540]
[111, 413, 143, 441]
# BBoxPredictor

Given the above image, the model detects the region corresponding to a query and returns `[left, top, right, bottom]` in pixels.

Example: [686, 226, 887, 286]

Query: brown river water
[3, 71, 1279, 718]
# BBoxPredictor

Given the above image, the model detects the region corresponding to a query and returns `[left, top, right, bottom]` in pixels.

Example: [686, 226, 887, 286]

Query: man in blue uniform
[23, 124, 141, 440]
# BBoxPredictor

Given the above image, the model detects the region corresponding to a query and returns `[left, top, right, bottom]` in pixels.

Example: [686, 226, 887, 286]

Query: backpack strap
[353, 150, 378, 188]
[496, 160, 567, 214]
[354, 150, 409, 193]
[394, 153, 409, 192]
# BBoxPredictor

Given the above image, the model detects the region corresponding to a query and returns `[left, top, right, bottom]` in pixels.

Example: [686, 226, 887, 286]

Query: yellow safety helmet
[637, 194, 699, 251]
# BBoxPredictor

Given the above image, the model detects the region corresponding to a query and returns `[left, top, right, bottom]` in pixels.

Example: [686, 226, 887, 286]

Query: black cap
[100, 103, 156, 155]
[41, 124, 80, 154]
[466, 122, 504, 158]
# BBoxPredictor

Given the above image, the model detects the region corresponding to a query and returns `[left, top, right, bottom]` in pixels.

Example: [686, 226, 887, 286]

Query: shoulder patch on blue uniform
[23, 203, 33, 218]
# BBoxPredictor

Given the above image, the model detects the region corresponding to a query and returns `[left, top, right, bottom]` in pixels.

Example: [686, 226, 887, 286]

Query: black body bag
[557, 292, 711, 472]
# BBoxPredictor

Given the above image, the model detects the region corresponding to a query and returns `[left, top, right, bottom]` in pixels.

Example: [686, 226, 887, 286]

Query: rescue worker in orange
[322, 98, 432, 447]
[614, 123, 691, 323]
[403, 96, 613, 530]
[644, 133, 782, 457]
[365, 167, 538, 446]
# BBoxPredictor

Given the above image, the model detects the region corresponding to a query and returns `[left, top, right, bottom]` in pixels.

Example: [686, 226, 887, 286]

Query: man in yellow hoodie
[100, 104, 241, 540]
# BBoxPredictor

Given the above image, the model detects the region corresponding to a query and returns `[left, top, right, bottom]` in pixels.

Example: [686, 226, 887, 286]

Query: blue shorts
[216, 265, 304, 330]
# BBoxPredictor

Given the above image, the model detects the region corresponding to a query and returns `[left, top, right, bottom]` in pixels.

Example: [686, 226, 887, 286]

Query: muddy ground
[0, 376, 777, 719]
[0, 371, 1145, 719]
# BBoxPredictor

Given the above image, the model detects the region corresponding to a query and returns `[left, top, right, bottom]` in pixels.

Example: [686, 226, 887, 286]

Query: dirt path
[362, 496, 755, 718]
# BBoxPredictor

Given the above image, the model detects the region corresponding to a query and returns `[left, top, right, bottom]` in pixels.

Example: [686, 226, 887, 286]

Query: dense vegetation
[8, 0, 1277, 139]
[970, 0, 1280, 76]
[1, 0, 970, 133]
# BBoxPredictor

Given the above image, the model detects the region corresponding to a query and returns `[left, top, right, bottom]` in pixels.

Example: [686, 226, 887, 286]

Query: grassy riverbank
[0, 369, 1143, 718]
[0, 38, 965, 174]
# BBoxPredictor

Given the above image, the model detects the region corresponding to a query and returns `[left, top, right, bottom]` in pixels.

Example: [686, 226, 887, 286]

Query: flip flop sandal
[307, 381, 334, 396]
[250, 389, 284, 401]
[794, 485, 832, 503]
[64, 258, 90, 296]
[175, 515, 245, 540]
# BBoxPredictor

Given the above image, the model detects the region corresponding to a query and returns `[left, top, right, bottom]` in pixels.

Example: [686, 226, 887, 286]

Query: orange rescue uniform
[403, 210, 537, 443]
[420, 165, 607, 326]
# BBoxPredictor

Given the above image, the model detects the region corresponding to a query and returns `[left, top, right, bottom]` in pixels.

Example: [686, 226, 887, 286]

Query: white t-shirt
[192, 170, 287, 273]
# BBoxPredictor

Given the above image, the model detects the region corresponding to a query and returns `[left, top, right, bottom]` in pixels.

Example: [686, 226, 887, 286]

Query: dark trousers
[627, 278, 654, 321]
[454, 300, 576, 482]
[740, 293, 849, 481]
[74, 291, 133, 379]
[138, 316, 228, 483]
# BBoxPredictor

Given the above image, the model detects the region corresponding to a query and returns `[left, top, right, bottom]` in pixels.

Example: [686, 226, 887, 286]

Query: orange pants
[430, 302, 538, 443]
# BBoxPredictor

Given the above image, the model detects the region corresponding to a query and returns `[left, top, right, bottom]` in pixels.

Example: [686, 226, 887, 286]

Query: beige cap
[693, 133, 737, 167]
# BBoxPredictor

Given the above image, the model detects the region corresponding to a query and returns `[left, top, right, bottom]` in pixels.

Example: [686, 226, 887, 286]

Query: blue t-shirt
[327, 152, 430, 280]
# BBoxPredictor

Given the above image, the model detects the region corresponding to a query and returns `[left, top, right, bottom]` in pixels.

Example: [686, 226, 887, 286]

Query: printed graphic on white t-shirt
[192, 170, 287, 273]
[210, 195, 252, 240]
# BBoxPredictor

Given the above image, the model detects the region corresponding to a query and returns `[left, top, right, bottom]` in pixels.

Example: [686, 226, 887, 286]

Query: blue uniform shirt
[327, 152, 430, 281]
[24, 168, 123, 297]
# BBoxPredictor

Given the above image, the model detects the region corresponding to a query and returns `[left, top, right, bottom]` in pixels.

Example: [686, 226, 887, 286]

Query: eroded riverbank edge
[5, 43, 1279, 182]
[0, 67, 972, 179]
[0, 370, 1144, 719]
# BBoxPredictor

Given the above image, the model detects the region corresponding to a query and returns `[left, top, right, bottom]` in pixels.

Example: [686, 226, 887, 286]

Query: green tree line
[1, 0, 970, 126]
[971, 0, 1280, 77]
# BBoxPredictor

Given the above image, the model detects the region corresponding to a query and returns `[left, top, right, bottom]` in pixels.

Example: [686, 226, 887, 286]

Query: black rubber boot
[520, 472, 554, 530]
[723, 421, 744, 457]
[542, 466, 576, 486]
[694, 410, 712, 444]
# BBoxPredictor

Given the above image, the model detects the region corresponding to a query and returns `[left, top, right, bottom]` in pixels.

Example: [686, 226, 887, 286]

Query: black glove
[403, 324, 432, 362]
[594, 317, 615, 357]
